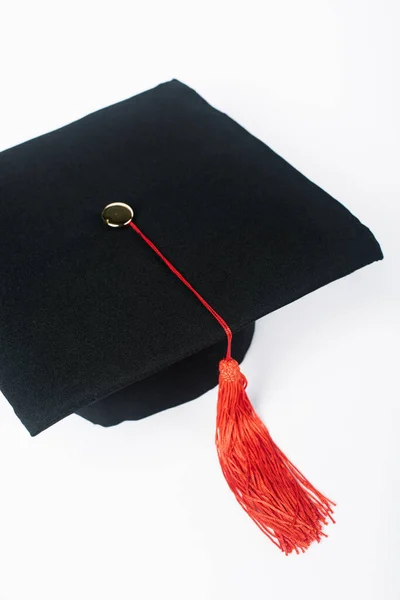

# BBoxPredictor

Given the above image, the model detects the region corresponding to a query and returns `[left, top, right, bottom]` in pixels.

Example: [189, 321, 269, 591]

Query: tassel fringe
[216, 358, 335, 554]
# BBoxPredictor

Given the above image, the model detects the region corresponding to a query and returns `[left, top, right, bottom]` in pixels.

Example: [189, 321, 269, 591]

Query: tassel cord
[127, 218, 335, 554]
[129, 221, 232, 359]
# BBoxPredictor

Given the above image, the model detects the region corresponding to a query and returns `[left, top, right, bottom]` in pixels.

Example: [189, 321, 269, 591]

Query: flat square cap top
[0, 80, 382, 435]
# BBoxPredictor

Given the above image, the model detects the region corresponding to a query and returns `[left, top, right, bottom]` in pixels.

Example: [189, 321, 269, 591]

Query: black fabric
[77, 323, 255, 427]
[0, 79, 383, 436]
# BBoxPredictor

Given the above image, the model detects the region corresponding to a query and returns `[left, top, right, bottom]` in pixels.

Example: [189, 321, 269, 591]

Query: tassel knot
[219, 358, 243, 383]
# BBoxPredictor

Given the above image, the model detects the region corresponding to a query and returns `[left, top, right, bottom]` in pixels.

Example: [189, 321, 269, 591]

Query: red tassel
[216, 358, 335, 554]
[126, 217, 335, 553]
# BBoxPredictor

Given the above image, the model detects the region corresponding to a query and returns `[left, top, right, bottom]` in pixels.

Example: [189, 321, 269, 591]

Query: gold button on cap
[101, 203, 134, 227]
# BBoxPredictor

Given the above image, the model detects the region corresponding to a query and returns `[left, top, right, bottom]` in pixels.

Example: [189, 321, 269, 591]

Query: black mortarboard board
[0, 80, 382, 552]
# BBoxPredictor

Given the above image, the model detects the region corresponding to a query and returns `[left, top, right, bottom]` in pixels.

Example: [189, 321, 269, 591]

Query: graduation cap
[0, 80, 382, 554]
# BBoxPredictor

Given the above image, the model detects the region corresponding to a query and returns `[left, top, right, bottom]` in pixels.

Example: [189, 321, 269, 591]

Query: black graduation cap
[0, 80, 382, 553]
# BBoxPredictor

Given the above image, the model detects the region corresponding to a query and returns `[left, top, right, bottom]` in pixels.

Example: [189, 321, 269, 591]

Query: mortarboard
[0, 80, 382, 553]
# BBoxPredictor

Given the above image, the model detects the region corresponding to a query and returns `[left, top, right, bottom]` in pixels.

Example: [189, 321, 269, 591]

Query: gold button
[101, 203, 134, 227]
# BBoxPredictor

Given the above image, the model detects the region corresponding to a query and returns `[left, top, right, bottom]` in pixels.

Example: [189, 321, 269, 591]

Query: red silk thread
[128, 219, 335, 554]
[129, 221, 232, 358]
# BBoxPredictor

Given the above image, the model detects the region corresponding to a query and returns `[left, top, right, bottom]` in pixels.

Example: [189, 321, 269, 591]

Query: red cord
[129, 221, 232, 359]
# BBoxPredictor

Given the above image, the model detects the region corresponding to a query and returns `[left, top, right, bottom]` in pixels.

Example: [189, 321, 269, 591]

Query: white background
[0, 1, 399, 599]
